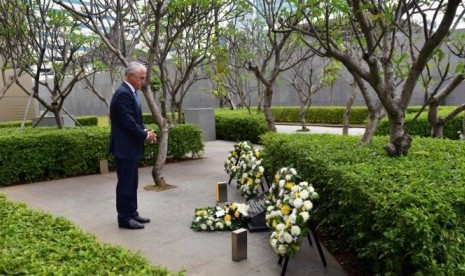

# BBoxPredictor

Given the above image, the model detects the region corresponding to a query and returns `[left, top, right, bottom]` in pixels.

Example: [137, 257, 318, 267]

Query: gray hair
[124, 61, 146, 76]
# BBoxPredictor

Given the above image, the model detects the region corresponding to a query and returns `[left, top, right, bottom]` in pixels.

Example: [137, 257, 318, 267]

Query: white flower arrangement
[224, 143, 242, 178]
[191, 203, 250, 232]
[238, 148, 265, 199]
[265, 167, 318, 257]
[224, 141, 266, 200]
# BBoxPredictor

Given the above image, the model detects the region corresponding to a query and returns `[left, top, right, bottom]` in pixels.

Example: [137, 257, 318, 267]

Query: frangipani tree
[0, 0, 100, 128]
[290, 0, 464, 156]
[56, 0, 246, 185]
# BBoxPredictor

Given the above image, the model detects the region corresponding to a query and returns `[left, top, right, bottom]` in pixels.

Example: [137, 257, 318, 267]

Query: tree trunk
[142, 87, 168, 186]
[299, 100, 309, 131]
[359, 105, 385, 145]
[343, 79, 357, 135]
[152, 123, 169, 185]
[428, 103, 444, 138]
[462, 112, 465, 138]
[383, 114, 412, 157]
[263, 87, 276, 132]
[52, 109, 63, 129]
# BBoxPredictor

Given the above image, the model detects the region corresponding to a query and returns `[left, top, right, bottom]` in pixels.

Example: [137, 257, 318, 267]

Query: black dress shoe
[118, 218, 145, 229]
[133, 215, 150, 224]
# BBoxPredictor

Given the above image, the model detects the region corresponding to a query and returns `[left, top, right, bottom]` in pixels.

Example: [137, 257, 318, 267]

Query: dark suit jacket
[109, 82, 147, 159]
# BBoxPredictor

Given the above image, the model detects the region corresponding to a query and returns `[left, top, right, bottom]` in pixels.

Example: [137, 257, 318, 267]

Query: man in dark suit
[109, 61, 156, 230]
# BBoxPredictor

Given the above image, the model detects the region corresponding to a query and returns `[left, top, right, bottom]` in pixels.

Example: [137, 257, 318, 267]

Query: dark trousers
[115, 158, 140, 221]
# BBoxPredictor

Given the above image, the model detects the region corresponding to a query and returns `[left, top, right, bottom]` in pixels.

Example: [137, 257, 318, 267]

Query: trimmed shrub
[215, 109, 268, 144]
[76, 116, 98, 126]
[140, 124, 204, 166]
[375, 107, 464, 140]
[0, 116, 98, 128]
[0, 124, 204, 186]
[0, 194, 180, 275]
[261, 133, 465, 275]
[270, 106, 369, 125]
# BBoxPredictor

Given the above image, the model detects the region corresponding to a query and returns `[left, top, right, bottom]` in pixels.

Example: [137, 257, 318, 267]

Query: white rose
[216, 222, 224, 229]
[207, 220, 213, 226]
[271, 238, 278, 248]
[285, 174, 292, 181]
[278, 244, 287, 255]
[279, 180, 285, 187]
[195, 217, 201, 222]
[289, 214, 297, 224]
[300, 181, 308, 186]
[201, 224, 207, 230]
[267, 205, 275, 212]
[292, 186, 299, 193]
[300, 211, 309, 222]
[225, 221, 232, 226]
[255, 178, 261, 184]
[291, 226, 301, 236]
[259, 166, 265, 173]
[300, 190, 309, 200]
[294, 198, 303, 209]
[242, 173, 248, 178]
[290, 168, 297, 175]
[303, 200, 313, 210]
[308, 186, 315, 193]
[284, 232, 293, 243]
[276, 223, 285, 231]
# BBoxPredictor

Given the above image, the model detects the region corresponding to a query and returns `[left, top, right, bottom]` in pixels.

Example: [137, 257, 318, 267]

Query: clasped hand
[146, 129, 156, 144]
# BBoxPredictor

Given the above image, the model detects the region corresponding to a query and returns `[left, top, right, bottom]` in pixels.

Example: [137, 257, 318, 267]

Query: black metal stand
[277, 221, 327, 275]
[277, 256, 289, 276]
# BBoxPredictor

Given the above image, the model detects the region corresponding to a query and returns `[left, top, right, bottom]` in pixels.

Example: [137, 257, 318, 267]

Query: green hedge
[141, 124, 204, 165]
[0, 124, 204, 186]
[0, 116, 99, 128]
[270, 106, 369, 125]
[375, 107, 464, 139]
[215, 109, 268, 144]
[0, 194, 180, 275]
[261, 133, 465, 275]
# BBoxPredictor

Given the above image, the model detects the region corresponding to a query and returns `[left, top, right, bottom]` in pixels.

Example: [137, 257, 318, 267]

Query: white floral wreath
[224, 141, 253, 180]
[224, 141, 265, 200]
[238, 148, 264, 199]
[265, 167, 318, 257]
[191, 203, 250, 232]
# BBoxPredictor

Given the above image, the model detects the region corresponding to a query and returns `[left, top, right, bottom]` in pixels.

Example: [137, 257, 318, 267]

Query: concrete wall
[0, 70, 35, 122]
[4, 64, 465, 121]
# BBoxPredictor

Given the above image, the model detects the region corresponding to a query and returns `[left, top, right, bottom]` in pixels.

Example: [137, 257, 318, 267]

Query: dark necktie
[134, 92, 141, 109]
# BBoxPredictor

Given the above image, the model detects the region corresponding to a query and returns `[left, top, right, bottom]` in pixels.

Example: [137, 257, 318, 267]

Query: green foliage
[0, 194, 181, 275]
[215, 109, 268, 143]
[261, 133, 465, 274]
[0, 116, 99, 129]
[0, 124, 204, 186]
[270, 106, 368, 124]
[141, 124, 204, 164]
[75, 116, 99, 126]
[375, 106, 464, 139]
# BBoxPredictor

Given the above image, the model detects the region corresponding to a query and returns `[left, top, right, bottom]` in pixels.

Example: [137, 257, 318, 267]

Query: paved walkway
[0, 126, 362, 275]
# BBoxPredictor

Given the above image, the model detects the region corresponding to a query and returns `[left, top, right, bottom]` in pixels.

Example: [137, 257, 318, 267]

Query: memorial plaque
[216, 181, 228, 203]
[232, 228, 247, 262]
[244, 193, 269, 232]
